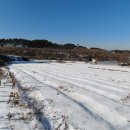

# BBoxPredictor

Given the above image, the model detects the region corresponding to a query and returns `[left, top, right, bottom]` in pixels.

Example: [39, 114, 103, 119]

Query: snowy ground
[1, 61, 130, 130]
[0, 69, 12, 130]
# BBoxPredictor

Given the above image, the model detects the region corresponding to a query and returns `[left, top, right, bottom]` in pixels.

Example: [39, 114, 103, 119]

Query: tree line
[0, 38, 77, 49]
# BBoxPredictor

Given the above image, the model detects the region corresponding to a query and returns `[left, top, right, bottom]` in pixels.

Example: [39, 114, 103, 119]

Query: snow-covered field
[1, 61, 130, 130]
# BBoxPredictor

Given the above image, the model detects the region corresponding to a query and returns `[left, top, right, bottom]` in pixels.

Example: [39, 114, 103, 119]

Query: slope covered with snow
[6, 61, 130, 130]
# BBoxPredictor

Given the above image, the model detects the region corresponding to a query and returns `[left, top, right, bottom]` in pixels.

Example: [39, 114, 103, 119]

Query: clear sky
[0, 0, 130, 50]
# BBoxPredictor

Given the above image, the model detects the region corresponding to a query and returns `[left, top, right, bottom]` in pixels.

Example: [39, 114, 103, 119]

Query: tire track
[18, 65, 126, 101]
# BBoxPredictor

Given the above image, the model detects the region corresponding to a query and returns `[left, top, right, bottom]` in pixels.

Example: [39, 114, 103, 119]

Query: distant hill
[0, 38, 130, 63]
[111, 50, 130, 54]
[0, 38, 77, 49]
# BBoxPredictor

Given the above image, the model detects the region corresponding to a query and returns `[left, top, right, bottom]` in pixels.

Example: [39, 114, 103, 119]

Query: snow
[1, 61, 130, 130]
[0, 70, 12, 130]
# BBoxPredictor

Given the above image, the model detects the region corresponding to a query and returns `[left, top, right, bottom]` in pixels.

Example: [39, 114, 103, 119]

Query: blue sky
[0, 0, 130, 50]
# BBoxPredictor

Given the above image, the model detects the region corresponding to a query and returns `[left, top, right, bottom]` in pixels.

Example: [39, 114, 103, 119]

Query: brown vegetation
[0, 38, 130, 65]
